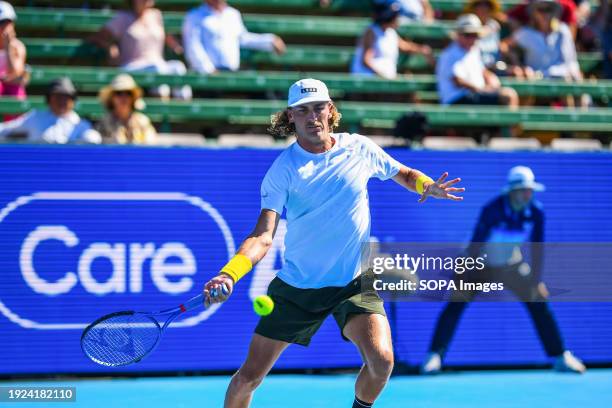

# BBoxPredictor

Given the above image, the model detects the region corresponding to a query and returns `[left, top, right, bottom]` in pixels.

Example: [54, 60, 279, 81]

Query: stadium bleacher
[3, 0, 611, 145]
[1, 96, 609, 132]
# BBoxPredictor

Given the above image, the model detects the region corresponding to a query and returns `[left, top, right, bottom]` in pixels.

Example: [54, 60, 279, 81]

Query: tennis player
[203, 78, 464, 408]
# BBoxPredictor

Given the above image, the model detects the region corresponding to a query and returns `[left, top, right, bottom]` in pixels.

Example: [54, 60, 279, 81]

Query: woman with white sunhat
[97, 74, 157, 145]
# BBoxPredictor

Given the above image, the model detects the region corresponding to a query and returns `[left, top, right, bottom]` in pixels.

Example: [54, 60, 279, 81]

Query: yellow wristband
[416, 174, 434, 195]
[221, 254, 253, 283]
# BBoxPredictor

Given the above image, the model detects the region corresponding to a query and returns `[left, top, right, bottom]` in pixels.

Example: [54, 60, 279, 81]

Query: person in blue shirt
[202, 78, 464, 408]
[421, 166, 586, 374]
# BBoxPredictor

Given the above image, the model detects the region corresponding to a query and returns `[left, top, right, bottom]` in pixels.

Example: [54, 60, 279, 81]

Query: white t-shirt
[436, 42, 486, 105]
[261, 133, 401, 289]
[351, 24, 399, 79]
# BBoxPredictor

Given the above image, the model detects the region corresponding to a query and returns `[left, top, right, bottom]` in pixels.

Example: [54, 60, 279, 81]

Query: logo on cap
[301, 88, 317, 93]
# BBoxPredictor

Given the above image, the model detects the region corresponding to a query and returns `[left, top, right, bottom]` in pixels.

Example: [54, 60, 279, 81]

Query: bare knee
[232, 365, 267, 392]
[500, 87, 519, 108]
[367, 349, 394, 381]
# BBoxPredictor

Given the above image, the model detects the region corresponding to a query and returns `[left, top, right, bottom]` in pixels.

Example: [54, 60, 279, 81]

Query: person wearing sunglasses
[436, 14, 519, 107]
[97, 74, 157, 145]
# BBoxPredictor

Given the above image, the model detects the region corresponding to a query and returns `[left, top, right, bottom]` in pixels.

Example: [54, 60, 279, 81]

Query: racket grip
[210, 284, 229, 299]
[176, 285, 231, 313]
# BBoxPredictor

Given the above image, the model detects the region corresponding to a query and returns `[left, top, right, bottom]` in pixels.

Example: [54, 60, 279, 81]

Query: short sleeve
[514, 27, 531, 46]
[357, 135, 401, 180]
[260, 159, 290, 214]
[104, 12, 129, 38]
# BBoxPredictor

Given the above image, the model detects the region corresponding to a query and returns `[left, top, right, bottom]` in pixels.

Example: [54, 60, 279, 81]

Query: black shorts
[255, 276, 386, 346]
[452, 91, 503, 106]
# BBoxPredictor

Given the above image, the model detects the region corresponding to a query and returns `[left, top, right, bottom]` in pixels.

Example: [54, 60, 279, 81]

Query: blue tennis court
[4, 369, 611, 408]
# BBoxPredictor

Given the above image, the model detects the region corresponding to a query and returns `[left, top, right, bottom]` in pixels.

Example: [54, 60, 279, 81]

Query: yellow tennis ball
[253, 295, 274, 316]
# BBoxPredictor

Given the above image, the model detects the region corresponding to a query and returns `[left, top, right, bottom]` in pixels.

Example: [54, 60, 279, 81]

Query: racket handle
[211, 283, 229, 299]
[180, 284, 229, 312]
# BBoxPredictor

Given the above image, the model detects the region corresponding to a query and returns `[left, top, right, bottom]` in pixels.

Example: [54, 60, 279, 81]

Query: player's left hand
[419, 172, 464, 203]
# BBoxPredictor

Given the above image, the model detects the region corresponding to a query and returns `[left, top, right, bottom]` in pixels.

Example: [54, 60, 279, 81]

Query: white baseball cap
[503, 166, 545, 192]
[287, 78, 331, 108]
[454, 14, 484, 35]
[0, 2, 16, 21]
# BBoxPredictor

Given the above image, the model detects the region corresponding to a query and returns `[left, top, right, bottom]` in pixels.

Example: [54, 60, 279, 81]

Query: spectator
[90, 0, 192, 100]
[351, 2, 434, 79]
[373, 0, 435, 24]
[97, 74, 157, 145]
[464, 0, 529, 78]
[508, 0, 577, 37]
[436, 14, 518, 107]
[182, 0, 286, 74]
[592, 0, 611, 79]
[503, 0, 582, 83]
[0, 78, 101, 144]
[0, 2, 28, 114]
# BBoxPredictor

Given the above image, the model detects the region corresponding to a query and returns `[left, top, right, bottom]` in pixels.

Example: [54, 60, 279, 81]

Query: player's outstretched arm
[392, 166, 465, 203]
[204, 209, 280, 305]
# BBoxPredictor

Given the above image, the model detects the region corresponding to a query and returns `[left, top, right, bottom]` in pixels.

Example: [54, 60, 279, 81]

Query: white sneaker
[421, 352, 442, 374]
[554, 351, 586, 373]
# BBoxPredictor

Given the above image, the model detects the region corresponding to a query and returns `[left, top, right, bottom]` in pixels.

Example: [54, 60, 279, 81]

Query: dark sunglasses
[461, 32, 479, 38]
[113, 90, 133, 97]
[0, 19, 12, 26]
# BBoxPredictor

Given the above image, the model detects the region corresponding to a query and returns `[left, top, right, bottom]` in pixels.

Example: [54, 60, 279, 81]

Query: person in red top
[508, 0, 577, 36]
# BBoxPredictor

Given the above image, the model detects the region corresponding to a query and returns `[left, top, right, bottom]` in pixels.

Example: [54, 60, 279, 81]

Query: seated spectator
[90, 0, 192, 100]
[464, 0, 529, 78]
[586, 0, 611, 78]
[0, 78, 101, 144]
[373, 0, 435, 24]
[182, 0, 286, 74]
[0, 2, 28, 115]
[508, 0, 577, 37]
[503, 0, 582, 82]
[97, 74, 157, 145]
[351, 2, 434, 79]
[436, 14, 518, 107]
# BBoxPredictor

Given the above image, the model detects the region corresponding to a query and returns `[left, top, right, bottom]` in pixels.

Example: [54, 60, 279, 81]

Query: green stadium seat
[0, 97, 610, 132]
[15, 8, 452, 40]
[21, 38, 603, 74]
[11, 0, 526, 13]
[27, 66, 612, 99]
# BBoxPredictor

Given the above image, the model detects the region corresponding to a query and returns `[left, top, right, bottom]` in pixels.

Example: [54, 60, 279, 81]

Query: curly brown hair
[268, 103, 342, 138]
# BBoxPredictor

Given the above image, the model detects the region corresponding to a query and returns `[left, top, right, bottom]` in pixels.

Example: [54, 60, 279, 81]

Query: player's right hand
[203, 273, 234, 306]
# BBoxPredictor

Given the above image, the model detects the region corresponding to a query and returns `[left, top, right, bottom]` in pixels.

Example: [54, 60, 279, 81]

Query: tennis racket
[81, 286, 228, 367]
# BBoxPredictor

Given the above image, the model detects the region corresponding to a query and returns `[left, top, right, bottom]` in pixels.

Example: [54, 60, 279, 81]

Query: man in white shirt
[182, 0, 286, 74]
[203, 78, 465, 408]
[436, 14, 518, 107]
[0, 77, 101, 144]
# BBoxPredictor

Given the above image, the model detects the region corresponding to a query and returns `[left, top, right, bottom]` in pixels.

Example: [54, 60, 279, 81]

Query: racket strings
[82, 313, 161, 366]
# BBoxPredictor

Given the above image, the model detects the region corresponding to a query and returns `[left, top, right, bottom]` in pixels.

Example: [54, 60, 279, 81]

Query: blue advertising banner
[1, 145, 611, 375]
